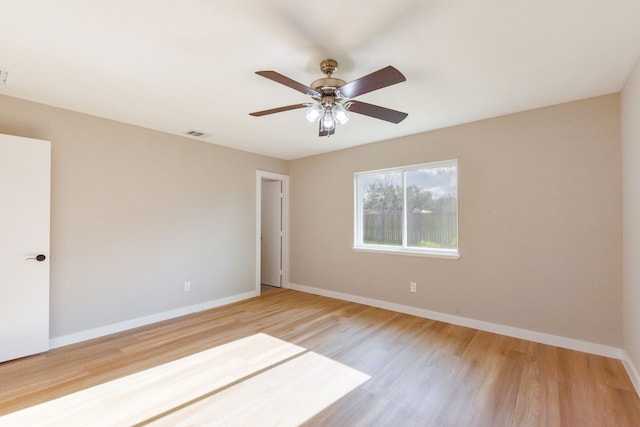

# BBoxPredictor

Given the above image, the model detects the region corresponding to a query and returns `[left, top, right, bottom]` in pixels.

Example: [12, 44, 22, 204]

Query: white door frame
[256, 170, 289, 292]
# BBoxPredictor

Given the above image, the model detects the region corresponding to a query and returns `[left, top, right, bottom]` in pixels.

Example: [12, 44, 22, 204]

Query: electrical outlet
[410, 282, 417, 292]
[184, 281, 191, 292]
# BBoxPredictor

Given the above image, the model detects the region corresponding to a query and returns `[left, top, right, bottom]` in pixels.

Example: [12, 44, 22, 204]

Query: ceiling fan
[249, 59, 408, 137]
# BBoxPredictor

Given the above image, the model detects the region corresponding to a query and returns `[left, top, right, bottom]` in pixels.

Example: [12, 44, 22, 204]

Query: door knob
[26, 254, 46, 262]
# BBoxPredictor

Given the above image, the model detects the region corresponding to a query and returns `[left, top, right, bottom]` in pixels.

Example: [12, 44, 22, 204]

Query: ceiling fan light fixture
[305, 104, 323, 123]
[321, 109, 336, 132]
[332, 103, 350, 125]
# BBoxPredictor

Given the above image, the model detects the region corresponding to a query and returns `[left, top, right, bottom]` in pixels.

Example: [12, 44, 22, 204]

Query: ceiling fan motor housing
[311, 78, 346, 92]
[312, 59, 347, 103]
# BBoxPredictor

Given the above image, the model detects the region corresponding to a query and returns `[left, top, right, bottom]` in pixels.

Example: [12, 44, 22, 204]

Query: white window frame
[353, 160, 460, 259]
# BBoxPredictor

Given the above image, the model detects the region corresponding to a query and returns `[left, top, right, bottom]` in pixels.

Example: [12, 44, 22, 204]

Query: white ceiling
[0, 1, 639, 160]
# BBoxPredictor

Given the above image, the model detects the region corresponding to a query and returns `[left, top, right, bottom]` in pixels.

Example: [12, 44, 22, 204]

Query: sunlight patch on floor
[0, 333, 370, 426]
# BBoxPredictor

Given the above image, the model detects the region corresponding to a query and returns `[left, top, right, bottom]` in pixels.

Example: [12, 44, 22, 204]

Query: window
[354, 160, 458, 258]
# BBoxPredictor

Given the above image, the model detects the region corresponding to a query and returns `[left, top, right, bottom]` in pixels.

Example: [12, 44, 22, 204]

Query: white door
[0, 134, 51, 363]
[261, 180, 282, 287]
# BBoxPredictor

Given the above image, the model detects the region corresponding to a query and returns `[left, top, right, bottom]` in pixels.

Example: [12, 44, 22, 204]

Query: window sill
[353, 245, 460, 260]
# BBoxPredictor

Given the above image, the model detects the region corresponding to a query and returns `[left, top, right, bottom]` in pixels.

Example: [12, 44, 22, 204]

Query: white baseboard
[622, 351, 640, 396]
[288, 283, 624, 360]
[49, 290, 259, 349]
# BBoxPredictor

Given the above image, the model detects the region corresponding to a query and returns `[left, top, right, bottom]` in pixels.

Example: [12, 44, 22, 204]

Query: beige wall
[0, 90, 625, 348]
[0, 94, 287, 338]
[290, 95, 622, 346]
[622, 58, 640, 369]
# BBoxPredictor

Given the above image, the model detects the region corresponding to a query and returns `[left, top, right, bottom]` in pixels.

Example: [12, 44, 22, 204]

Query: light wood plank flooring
[1, 289, 639, 426]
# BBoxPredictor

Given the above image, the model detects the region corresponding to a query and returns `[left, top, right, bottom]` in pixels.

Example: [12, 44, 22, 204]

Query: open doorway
[256, 171, 289, 294]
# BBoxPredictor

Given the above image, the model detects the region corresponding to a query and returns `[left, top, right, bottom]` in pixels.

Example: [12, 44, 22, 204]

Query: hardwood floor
[1, 289, 639, 426]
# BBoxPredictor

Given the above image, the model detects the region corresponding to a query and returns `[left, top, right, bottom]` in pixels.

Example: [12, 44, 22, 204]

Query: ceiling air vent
[185, 129, 208, 138]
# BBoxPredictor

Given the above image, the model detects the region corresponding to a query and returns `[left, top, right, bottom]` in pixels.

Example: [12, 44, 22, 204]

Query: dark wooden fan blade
[319, 122, 335, 137]
[255, 71, 321, 97]
[337, 66, 406, 99]
[249, 103, 308, 117]
[348, 101, 408, 124]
